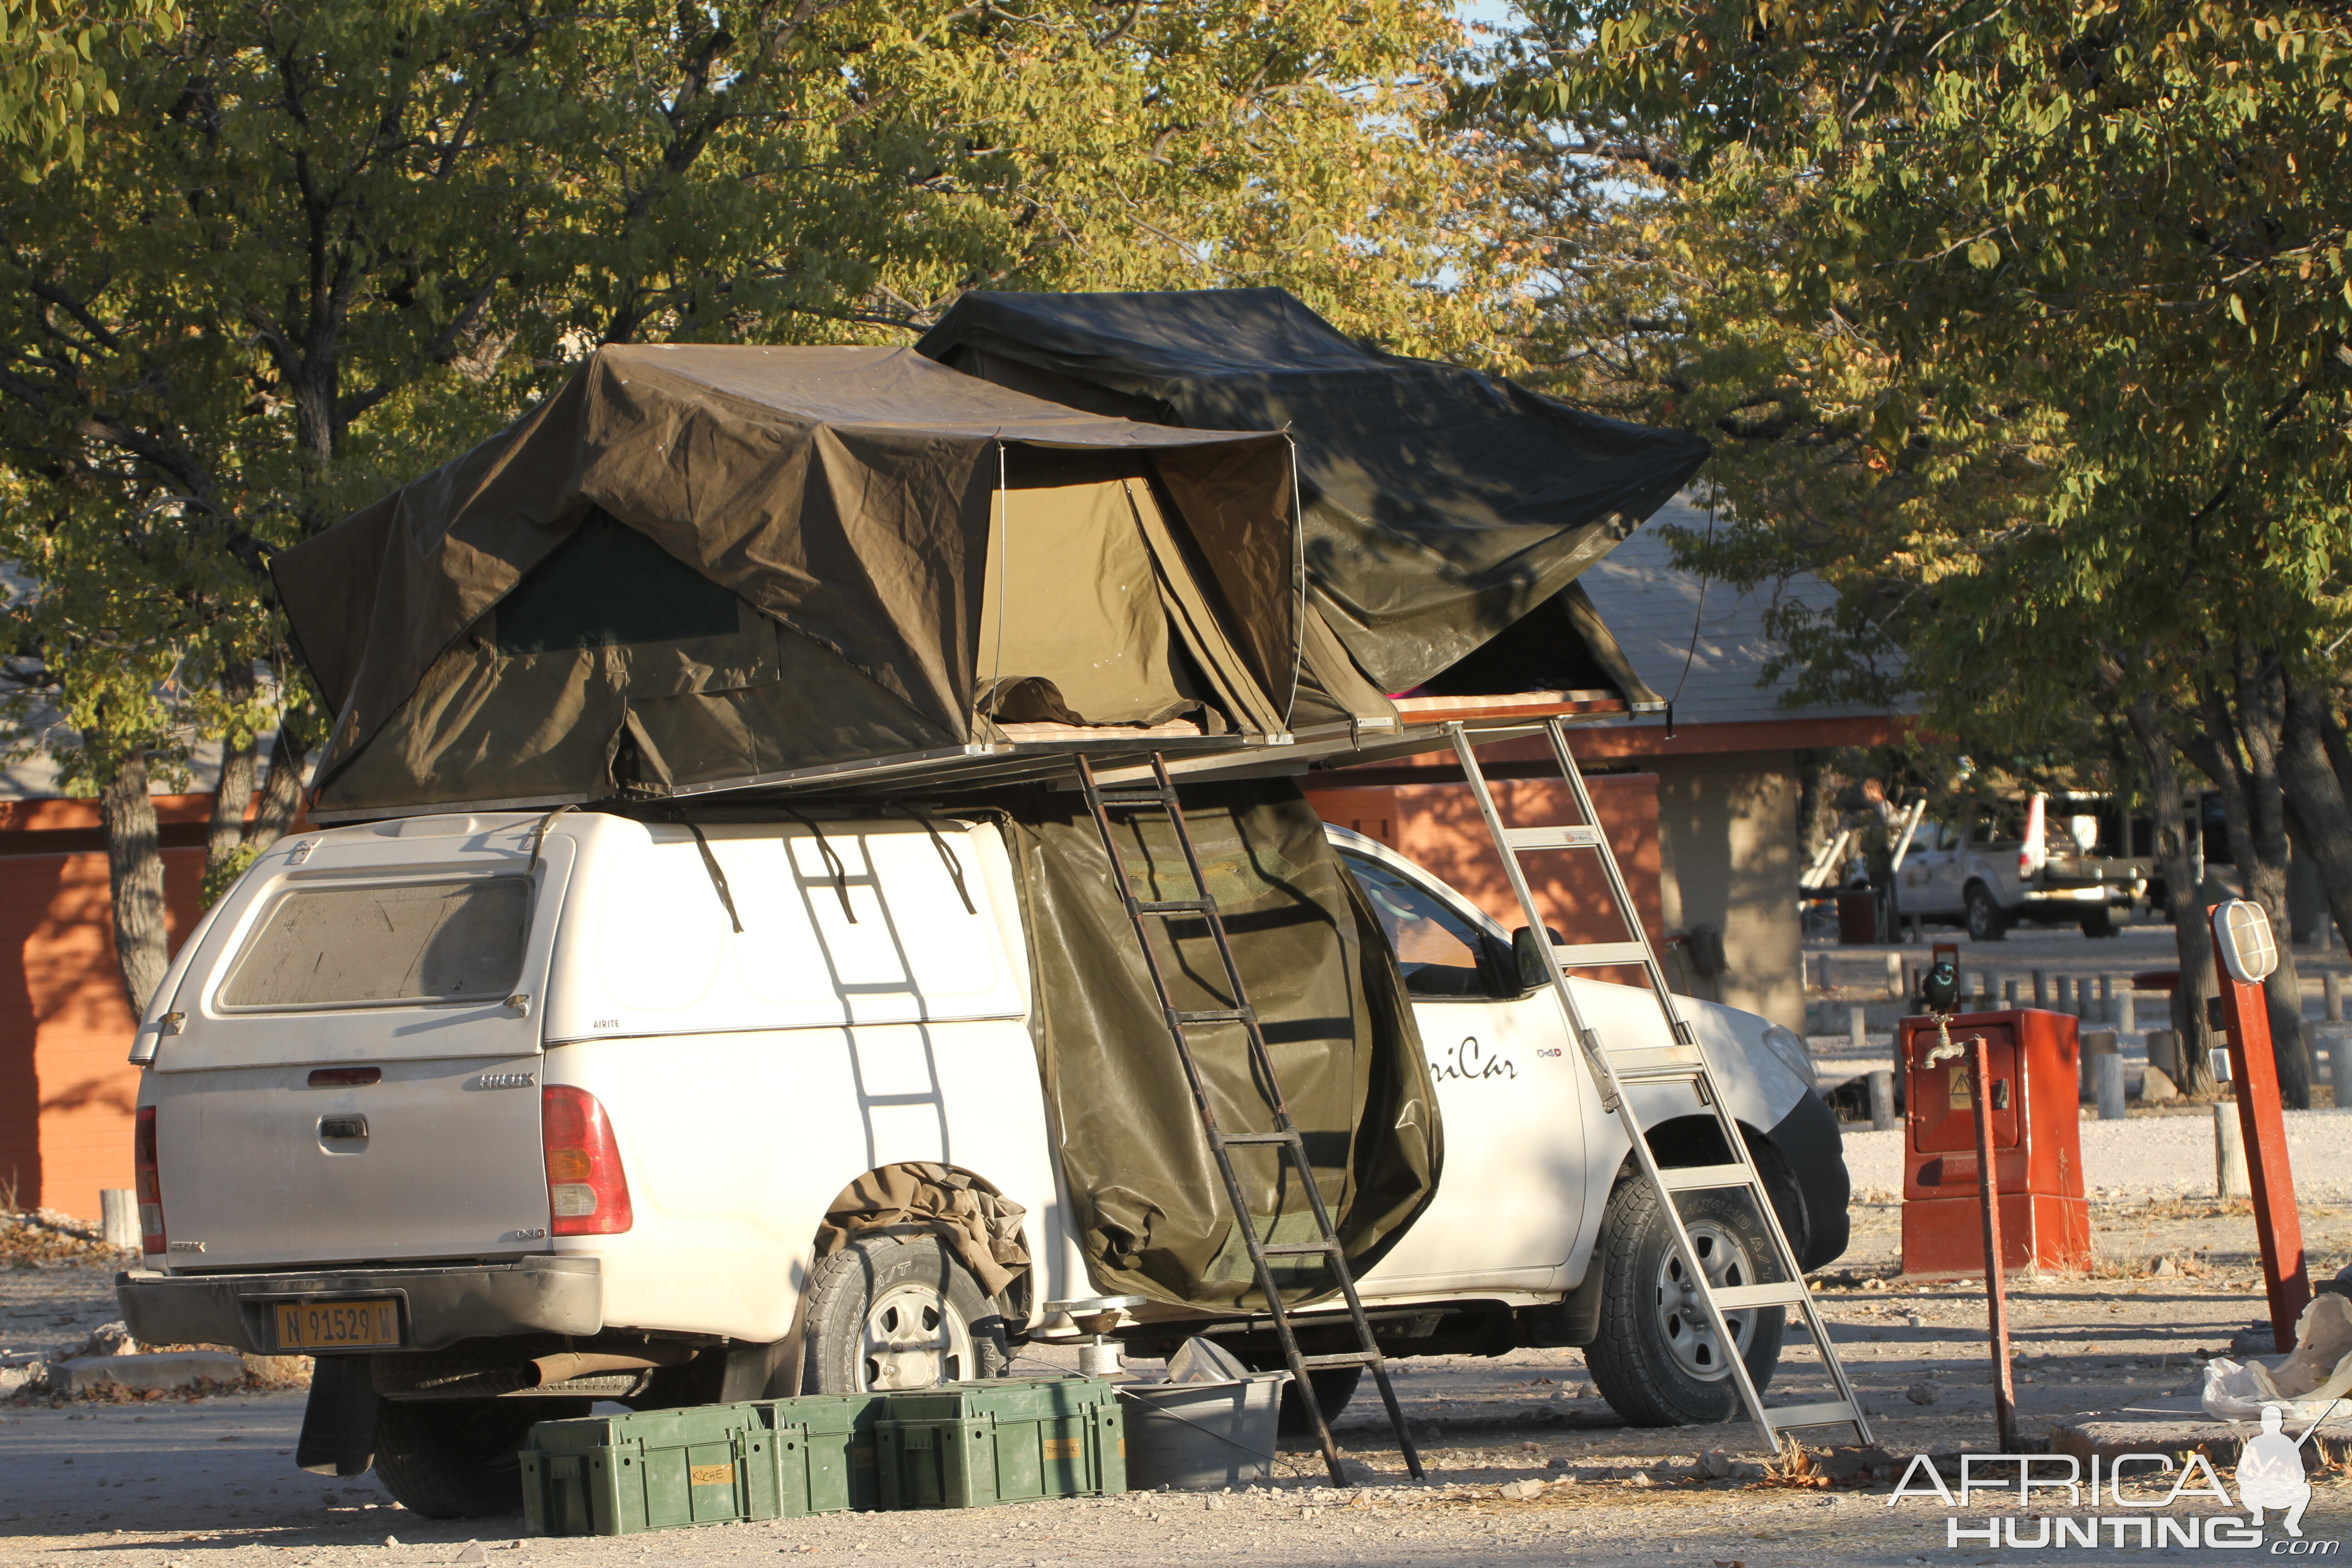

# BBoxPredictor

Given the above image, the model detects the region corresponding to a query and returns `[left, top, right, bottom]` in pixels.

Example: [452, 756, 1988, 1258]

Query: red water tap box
[1899, 1008, 2092, 1276]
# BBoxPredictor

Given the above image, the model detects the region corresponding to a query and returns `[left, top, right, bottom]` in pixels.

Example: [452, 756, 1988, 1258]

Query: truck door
[1335, 846, 1585, 1293]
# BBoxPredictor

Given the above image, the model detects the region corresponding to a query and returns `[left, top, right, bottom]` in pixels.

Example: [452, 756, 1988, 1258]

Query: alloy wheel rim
[1653, 1219, 1758, 1382]
[860, 1279, 975, 1390]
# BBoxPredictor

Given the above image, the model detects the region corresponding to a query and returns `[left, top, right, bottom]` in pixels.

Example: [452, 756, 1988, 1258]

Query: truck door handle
[319, 1115, 369, 1141]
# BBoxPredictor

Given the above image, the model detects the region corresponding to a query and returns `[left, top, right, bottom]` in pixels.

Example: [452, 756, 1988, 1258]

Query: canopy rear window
[219, 879, 529, 1010]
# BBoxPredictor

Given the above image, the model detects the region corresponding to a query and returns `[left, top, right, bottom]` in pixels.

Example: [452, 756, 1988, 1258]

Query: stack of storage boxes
[519, 1376, 1126, 1536]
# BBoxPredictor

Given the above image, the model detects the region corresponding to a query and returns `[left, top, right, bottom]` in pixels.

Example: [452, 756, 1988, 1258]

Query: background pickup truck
[1896, 792, 2151, 940]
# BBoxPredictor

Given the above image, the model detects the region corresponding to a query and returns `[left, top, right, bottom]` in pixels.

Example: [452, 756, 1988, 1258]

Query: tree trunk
[98, 752, 172, 1017]
[2125, 690, 2220, 1096]
[205, 737, 257, 875]
[2279, 674, 2352, 954]
[247, 709, 312, 850]
[2193, 654, 2312, 1108]
[204, 659, 260, 881]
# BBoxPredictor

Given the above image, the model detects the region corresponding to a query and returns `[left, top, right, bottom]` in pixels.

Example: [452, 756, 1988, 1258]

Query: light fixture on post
[2207, 898, 2309, 1348]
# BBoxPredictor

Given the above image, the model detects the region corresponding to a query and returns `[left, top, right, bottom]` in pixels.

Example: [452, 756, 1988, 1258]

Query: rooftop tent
[914, 289, 1710, 732]
[274, 345, 1303, 819]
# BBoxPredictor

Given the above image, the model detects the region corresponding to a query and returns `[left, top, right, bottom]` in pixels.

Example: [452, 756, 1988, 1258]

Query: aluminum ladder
[1075, 755, 1426, 1486]
[1447, 718, 1871, 1452]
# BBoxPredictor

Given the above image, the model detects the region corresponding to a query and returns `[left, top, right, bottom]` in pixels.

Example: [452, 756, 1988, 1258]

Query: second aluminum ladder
[1448, 717, 1871, 1452]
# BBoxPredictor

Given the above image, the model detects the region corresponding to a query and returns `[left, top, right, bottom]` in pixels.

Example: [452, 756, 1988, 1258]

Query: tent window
[219, 878, 530, 1009]
[497, 510, 741, 654]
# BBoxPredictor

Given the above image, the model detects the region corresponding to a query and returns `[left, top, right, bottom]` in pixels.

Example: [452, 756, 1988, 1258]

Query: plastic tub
[1117, 1372, 1290, 1490]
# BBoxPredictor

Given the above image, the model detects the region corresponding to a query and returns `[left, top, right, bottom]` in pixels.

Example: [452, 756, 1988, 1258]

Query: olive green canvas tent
[275, 345, 1304, 820]
[917, 288, 1711, 743]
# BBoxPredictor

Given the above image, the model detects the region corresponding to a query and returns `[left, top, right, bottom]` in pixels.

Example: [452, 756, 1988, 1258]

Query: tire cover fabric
[1000, 778, 1440, 1310]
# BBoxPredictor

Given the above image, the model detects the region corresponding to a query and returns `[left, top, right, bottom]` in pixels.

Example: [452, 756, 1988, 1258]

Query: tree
[1475, 0, 2352, 1102]
[0, 0, 1487, 1010]
[0, 0, 179, 174]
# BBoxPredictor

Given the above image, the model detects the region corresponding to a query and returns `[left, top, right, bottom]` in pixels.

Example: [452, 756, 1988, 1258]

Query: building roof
[1581, 495, 1908, 732]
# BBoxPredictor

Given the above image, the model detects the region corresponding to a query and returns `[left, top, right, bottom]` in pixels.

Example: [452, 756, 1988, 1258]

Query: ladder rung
[1136, 898, 1214, 914]
[1606, 1046, 1708, 1075]
[1657, 1163, 1757, 1192]
[1258, 1241, 1339, 1257]
[1502, 825, 1603, 852]
[1094, 789, 1176, 808]
[1547, 941, 1651, 967]
[1612, 1064, 1704, 1086]
[1761, 1400, 1865, 1432]
[1298, 1351, 1381, 1369]
[1175, 1007, 1255, 1025]
[1216, 1131, 1301, 1147]
[1709, 1281, 1812, 1311]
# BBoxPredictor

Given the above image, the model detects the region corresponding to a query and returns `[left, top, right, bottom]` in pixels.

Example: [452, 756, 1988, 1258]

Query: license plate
[274, 1298, 401, 1351]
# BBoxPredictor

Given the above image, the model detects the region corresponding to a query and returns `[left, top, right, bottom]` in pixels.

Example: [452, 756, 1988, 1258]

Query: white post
[99, 1189, 137, 1251]
[1886, 952, 1904, 1001]
[2328, 972, 2342, 1024]
[2117, 985, 2136, 1035]
[1868, 1069, 1898, 1132]
[2215, 1104, 2250, 1200]
[1849, 1005, 1868, 1054]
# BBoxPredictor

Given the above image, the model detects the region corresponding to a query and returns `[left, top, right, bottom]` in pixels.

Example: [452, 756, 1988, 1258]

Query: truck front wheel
[1585, 1178, 1783, 1427]
[374, 1396, 587, 1519]
[1965, 883, 2009, 942]
[799, 1232, 1010, 1393]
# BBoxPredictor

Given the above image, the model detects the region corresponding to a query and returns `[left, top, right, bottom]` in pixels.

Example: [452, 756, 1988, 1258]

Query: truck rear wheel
[373, 1396, 586, 1519]
[1272, 1365, 1362, 1435]
[1585, 1178, 1783, 1428]
[800, 1232, 1010, 1393]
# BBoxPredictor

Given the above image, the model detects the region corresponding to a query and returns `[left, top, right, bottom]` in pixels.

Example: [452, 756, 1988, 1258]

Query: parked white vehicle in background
[1896, 792, 2150, 940]
[118, 810, 1848, 1518]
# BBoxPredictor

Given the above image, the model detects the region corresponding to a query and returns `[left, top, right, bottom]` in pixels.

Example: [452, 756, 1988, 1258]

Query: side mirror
[1512, 925, 1566, 990]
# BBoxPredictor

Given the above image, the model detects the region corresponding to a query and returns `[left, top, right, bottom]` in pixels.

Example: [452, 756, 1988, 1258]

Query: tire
[1585, 1179, 1784, 1428]
[373, 1396, 586, 1519]
[2079, 906, 2117, 939]
[800, 1232, 1010, 1393]
[1275, 1366, 1362, 1436]
[1964, 883, 2009, 942]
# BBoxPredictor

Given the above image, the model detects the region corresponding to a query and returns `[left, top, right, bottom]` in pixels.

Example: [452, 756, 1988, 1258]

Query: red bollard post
[1968, 1034, 2019, 1453]
[2210, 902, 2312, 1349]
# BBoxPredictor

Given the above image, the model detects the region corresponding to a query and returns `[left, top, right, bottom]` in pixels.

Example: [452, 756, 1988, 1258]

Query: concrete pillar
[2098, 973, 2114, 1024]
[2215, 1104, 2250, 1200]
[2117, 983, 2136, 1034]
[2094, 1053, 2127, 1121]
[2328, 972, 2342, 1024]
[2032, 970, 2048, 1006]
[1850, 1005, 1868, 1053]
[1868, 1069, 1898, 1132]
[2003, 978, 2020, 1006]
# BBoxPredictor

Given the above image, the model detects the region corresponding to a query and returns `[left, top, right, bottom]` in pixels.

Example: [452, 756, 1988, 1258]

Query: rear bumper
[114, 1255, 601, 1355]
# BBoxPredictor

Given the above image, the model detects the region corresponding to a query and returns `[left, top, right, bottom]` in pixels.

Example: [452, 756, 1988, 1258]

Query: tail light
[542, 1085, 632, 1235]
[133, 1107, 166, 1255]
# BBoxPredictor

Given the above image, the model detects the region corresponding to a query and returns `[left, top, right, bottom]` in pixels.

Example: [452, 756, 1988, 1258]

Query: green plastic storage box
[520, 1402, 803, 1536]
[876, 1376, 1127, 1509]
[766, 1391, 892, 1515]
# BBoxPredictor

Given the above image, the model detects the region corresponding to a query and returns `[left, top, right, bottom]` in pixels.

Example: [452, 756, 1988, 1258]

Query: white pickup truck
[1896, 793, 2150, 941]
[116, 810, 1847, 1518]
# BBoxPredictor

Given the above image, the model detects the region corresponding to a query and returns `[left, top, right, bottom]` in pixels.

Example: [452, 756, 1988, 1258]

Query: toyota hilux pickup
[116, 810, 1846, 1517]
